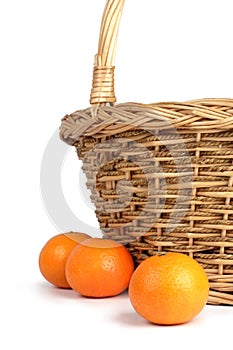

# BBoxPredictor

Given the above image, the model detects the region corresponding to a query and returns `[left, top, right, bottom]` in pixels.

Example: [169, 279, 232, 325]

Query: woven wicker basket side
[60, 0, 233, 305]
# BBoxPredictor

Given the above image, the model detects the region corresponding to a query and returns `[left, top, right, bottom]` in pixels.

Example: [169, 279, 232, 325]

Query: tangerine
[39, 232, 90, 288]
[65, 238, 134, 297]
[129, 253, 209, 325]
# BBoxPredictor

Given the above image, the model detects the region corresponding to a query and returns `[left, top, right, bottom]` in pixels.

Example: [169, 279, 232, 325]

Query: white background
[1, 0, 233, 349]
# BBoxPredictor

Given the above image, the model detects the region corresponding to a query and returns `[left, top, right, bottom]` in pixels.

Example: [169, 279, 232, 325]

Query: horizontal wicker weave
[60, 0, 233, 305]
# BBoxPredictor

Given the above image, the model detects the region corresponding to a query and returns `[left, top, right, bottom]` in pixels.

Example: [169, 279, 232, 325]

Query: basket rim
[60, 99, 233, 144]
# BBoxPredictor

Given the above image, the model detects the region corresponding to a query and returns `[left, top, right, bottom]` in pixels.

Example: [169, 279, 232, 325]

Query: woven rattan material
[60, 0, 233, 305]
[90, 66, 116, 105]
[60, 100, 233, 305]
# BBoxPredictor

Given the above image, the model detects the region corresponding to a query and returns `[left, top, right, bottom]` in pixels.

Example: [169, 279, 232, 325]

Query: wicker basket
[60, 0, 233, 305]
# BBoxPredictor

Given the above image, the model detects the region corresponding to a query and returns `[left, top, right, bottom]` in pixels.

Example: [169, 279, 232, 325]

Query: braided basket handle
[90, 0, 125, 106]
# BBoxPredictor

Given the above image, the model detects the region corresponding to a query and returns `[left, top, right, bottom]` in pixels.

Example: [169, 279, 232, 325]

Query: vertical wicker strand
[189, 132, 202, 259]
[155, 132, 162, 253]
[219, 175, 233, 275]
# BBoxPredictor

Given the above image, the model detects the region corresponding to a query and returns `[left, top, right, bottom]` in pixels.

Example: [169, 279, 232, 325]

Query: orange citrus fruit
[39, 232, 90, 288]
[129, 253, 209, 325]
[65, 238, 134, 298]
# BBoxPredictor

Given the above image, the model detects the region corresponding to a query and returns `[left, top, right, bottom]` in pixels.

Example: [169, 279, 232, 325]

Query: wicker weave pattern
[61, 99, 233, 142]
[60, 100, 233, 305]
[60, 0, 233, 305]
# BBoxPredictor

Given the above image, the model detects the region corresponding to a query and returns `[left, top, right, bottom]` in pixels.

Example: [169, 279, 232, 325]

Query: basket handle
[90, 0, 125, 106]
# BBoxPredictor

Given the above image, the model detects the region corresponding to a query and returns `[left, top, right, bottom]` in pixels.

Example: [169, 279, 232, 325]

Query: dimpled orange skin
[39, 232, 90, 288]
[128, 253, 209, 325]
[65, 238, 135, 298]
